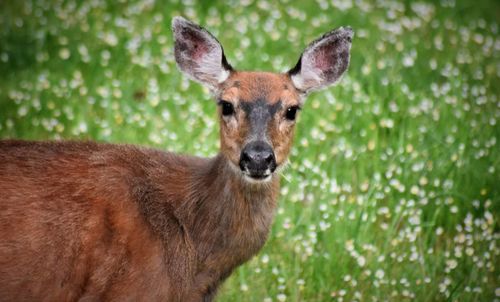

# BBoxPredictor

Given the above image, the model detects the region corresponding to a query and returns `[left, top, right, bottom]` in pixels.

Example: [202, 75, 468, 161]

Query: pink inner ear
[192, 42, 209, 60]
[313, 48, 331, 72]
[182, 28, 210, 61]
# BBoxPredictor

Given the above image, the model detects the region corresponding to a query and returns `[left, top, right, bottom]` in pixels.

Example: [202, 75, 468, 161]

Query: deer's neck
[179, 153, 280, 267]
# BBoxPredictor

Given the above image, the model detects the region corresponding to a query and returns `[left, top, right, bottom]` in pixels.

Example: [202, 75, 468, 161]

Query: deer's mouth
[241, 169, 273, 183]
[241, 167, 274, 182]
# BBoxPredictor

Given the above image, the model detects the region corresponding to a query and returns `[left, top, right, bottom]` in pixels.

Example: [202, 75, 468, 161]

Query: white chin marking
[226, 160, 274, 184]
[242, 174, 272, 184]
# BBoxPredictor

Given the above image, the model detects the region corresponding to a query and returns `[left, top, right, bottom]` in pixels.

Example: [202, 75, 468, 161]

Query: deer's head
[172, 17, 353, 183]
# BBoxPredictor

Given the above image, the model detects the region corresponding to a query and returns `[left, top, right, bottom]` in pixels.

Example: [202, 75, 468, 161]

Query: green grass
[1, 0, 499, 301]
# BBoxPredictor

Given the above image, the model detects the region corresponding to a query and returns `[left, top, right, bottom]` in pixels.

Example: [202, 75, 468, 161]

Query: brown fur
[0, 139, 280, 301]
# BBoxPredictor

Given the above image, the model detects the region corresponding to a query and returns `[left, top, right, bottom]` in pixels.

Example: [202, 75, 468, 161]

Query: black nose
[239, 141, 276, 178]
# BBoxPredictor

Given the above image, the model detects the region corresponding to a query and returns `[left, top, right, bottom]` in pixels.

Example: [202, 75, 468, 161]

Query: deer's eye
[219, 100, 235, 116]
[285, 106, 300, 121]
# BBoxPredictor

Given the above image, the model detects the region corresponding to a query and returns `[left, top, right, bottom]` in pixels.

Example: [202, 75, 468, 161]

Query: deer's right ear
[172, 17, 233, 90]
[288, 27, 353, 94]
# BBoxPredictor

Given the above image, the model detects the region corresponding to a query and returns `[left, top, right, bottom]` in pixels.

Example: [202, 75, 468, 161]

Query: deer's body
[0, 140, 277, 301]
[0, 17, 352, 301]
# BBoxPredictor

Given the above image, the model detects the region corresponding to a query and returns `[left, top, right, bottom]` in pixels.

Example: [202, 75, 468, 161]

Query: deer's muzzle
[239, 141, 276, 180]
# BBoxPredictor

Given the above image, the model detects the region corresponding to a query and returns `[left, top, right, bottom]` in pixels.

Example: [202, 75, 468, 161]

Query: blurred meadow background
[1, 0, 499, 301]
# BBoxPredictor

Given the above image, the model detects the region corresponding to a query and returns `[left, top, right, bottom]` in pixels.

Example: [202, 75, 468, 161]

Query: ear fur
[288, 27, 353, 93]
[172, 17, 232, 90]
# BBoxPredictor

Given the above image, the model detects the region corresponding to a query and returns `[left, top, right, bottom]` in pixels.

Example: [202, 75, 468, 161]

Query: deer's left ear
[288, 27, 353, 94]
[172, 17, 233, 90]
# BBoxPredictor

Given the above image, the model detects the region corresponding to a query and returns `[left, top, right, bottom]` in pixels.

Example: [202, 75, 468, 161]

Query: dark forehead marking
[232, 81, 240, 88]
[240, 99, 282, 116]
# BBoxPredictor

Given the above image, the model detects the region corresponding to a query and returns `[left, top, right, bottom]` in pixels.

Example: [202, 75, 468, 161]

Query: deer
[0, 17, 352, 301]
